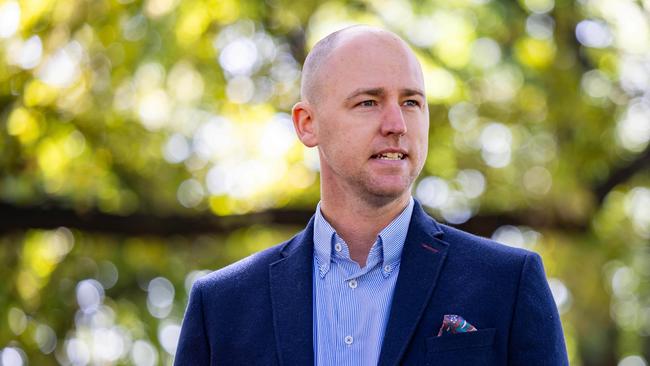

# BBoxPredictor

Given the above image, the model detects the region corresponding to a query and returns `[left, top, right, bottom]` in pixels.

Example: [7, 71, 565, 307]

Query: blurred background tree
[0, 0, 649, 364]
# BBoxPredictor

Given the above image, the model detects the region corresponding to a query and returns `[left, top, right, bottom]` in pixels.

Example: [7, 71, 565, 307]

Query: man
[174, 26, 568, 365]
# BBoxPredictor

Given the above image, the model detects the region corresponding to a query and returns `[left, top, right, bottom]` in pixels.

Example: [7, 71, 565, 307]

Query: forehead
[321, 32, 424, 94]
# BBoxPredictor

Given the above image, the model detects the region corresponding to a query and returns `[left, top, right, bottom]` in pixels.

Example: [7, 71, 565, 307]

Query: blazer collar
[269, 216, 315, 365]
[268, 201, 448, 366]
[378, 200, 449, 366]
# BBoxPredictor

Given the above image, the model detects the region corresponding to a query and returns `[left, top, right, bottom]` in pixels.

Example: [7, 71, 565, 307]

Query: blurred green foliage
[0, 0, 649, 365]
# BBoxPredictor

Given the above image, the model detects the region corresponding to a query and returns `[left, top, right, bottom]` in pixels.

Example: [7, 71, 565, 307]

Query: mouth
[371, 152, 407, 160]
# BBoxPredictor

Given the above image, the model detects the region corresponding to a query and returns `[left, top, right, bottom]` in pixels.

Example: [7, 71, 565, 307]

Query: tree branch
[0, 201, 587, 238]
[595, 145, 650, 204]
[0, 201, 312, 236]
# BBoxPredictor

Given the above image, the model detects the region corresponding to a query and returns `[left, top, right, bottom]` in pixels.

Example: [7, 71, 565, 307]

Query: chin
[360, 191, 409, 208]
[350, 172, 415, 203]
[361, 181, 412, 204]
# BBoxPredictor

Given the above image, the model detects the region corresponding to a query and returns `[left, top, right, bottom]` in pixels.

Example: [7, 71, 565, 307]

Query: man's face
[310, 32, 430, 204]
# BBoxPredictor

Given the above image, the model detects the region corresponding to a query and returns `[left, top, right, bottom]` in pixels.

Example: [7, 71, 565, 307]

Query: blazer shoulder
[437, 222, 535, 266]
[412, 202, 533, 263]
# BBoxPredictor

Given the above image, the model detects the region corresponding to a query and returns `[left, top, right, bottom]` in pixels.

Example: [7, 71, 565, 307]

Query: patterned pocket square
[437, 314, 477, 336]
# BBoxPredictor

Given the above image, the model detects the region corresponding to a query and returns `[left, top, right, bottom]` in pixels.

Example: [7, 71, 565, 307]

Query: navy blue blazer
[174, 201, 568, 365]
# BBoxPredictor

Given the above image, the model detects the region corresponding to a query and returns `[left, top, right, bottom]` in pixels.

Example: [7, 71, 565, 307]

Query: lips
[371, 150, 407, 160]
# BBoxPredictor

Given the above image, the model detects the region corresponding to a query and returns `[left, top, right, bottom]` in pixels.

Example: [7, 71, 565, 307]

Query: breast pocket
[425, 328, 496, 366]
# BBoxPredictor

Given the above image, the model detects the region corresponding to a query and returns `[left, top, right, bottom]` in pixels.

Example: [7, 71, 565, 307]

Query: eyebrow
[344, 87, 425, 101]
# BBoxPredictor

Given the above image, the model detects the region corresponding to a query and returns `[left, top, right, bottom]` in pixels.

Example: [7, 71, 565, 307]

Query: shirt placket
[333, 238, 384, 364]
[336, 258, 359, 364]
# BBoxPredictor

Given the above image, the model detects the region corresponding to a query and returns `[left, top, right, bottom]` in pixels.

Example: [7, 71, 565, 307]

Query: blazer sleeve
[174, 280, 211, 365]
[508, 253, 569, 365]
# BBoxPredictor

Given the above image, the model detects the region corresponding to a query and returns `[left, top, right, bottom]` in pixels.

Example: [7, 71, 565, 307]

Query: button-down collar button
[348, 279, 358, 289]
[384, 265, 392, 272]
[344, 335, 354, 345]
[334, 243, 342, 252]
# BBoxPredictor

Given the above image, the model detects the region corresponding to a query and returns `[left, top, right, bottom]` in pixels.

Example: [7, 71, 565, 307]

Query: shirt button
[348, 279, 358, 289]
[384, 265, 392, 272]
[344, 335, 353, 345]
[334, 243, 342, 252]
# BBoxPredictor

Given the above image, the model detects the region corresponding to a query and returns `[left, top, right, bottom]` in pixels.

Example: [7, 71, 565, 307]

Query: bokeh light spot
[548, 278, 572, 314]
[177, 179, 205, 208]
[38, 42, 83, 88]
[624, 187, 650, 238]
[523, 166, 552, 195]
[617, 100, 650, 152]
[219, 38, 259, 76]
[480, 122, 512, 168]
[76, 279, 105, 314]
[492, 225, 525, 248]
[168, 61, 204, 104]
[416, 176, 449, 209]
[448, 102, 479, 132]
[9, 35, 43, 69]
[138, 89, 171, 130]
[619, 355, 648, 366]
[455, 169, 486, 199]
[145, 0, 178, 18]
[440, 192, 473, 224]
[8, 307, 27, 335]
[581, 70, 612, 99]
[98, 261, 119, 289]
[35, 323, 57, 354]
[66, 338, 90, 366]
[226, 75, 255, 104]
[0, 1, 20, 38]
[470, 38, 501, 69]
[424, 67, 457, 102]
[131, 340, 158, 366]
[163, 133, 191, 164]
[158, 321, 181, 355]
[147, 277, 175, 319]
[184, 270, 209, 294]
[0, 347, 24, 366]
[526, 14, 555, 39]
[522, 0, 554, 14]
[576, 20, 613, 48]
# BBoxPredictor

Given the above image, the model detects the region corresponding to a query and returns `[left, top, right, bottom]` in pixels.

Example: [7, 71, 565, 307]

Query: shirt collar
[313, 197, 415, 277]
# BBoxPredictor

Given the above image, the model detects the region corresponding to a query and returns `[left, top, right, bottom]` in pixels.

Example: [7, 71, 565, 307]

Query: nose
[380, 103, 407, 136]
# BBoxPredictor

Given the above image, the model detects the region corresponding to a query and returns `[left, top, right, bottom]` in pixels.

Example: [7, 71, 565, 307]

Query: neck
[320, 190, 411, 267]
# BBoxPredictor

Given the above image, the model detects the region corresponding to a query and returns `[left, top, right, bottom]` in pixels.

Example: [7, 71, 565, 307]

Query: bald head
[300, 26, 421, 106]
[291, 25, 429, 209]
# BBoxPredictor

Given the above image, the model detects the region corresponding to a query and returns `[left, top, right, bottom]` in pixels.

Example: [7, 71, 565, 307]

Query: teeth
[377, 152, 404, 160]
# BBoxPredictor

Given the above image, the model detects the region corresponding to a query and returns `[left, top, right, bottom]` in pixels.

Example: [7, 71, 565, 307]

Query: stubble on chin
[353, 172, 416, 208]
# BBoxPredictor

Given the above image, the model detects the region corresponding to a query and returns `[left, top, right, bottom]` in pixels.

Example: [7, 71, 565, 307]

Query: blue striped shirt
[312, 198, 415, 366]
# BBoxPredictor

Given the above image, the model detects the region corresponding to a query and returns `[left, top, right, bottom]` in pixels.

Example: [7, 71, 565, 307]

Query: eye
[357, 100, 377, 107]
[403, 100, 420, 107]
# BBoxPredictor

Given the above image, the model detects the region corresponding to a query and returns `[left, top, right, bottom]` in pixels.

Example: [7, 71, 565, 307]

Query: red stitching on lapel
[421, 243, 439, 253]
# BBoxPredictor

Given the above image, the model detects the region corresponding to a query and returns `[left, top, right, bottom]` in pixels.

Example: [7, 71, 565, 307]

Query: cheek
[412, 123, 430, 159]
[408, 117, 428, 136]
[318, 130, 353, 160]
[322, 121, 371, 145]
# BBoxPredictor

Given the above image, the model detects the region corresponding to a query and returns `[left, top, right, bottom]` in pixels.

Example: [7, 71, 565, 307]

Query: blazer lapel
[269, 218, 315, 366]
[378, 202, 449, 366]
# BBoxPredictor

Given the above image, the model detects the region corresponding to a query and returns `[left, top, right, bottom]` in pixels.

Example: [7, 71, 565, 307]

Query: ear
[292, 101, 318, 147]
